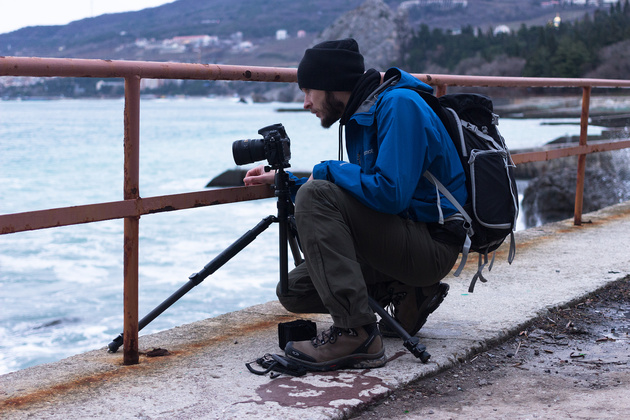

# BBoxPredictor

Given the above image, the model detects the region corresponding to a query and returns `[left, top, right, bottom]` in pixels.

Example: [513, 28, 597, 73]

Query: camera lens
[232, 139, 266, 166]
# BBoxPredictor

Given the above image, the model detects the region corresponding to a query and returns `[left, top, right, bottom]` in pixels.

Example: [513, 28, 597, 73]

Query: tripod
[107, 167, 430, 363]
[107, 166, 297, 352]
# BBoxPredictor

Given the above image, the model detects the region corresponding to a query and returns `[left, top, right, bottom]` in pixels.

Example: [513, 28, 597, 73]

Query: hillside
[0, 0, 602, 66]
[0, 0, 381, 62]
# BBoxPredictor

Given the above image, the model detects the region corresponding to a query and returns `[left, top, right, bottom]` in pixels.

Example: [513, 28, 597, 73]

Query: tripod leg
[107, 215, 276, 353]
[288, 234, 303, 267]
[275, 169, 297, 296]
[368, 296, 431, 363]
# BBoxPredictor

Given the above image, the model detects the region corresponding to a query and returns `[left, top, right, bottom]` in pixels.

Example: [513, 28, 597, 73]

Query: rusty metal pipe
[3, 57, 630, 88]
[512, 139, 630, 165]
[574, 87, 592, 226]
[414, 73, 630, 88]
[0, 186, 275, 235]
[123, 216, 139, 365]
[434, 84, 448, 97]
[123, 76, 141, 365]
[0, 56, 298, 83]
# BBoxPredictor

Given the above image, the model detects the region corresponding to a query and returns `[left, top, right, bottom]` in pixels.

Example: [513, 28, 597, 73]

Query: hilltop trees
[403, 0, 630, 79]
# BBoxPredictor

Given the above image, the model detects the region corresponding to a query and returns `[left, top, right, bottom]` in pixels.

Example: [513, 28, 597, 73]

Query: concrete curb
[2, 201, 629, 419]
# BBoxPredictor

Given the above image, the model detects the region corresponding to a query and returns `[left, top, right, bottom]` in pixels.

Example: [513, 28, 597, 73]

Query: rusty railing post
[123, 75, 141, 365]
[434, 84, 448, 97]
[574, 86, 591, 226]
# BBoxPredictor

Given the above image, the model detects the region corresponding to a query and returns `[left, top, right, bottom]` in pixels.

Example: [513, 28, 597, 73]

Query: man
[244, 39, 467, 371]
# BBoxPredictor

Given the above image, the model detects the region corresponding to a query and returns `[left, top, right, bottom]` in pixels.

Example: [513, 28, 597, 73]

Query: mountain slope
[0, 0, 602, 65]
[0, 0, 374, 57]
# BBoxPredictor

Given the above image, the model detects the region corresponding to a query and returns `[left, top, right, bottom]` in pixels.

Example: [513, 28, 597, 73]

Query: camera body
[232, 123, 291, 169]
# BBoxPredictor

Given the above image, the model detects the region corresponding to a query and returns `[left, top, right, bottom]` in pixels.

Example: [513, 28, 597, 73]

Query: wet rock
[522, 150, 630, 227]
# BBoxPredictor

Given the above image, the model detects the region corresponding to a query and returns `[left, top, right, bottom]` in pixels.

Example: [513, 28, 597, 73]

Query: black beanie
[297, 38, 365, 91]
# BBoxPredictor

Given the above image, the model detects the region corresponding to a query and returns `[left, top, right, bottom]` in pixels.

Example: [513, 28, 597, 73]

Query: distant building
[0, 76, 41, 87]
[171, 35, 218, 48]
[297, 30, 306, 38]
[159, 40, 186, 54]
[493, 25, 511, 36]
[140, 79, 161, 90]
[276, 30, 288, 40]
[399, 0, 468, 9]
[232, 41, 254, 52]
[96, 80, 125, 91]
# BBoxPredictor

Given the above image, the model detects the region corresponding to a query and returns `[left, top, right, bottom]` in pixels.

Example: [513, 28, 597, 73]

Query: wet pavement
[1, 201, 629, 419]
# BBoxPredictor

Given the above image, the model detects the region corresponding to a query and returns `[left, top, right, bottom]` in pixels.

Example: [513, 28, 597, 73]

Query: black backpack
[412, 90, 519, 292]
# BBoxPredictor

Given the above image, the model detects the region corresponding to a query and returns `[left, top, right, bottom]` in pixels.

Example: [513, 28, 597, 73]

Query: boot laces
[311, 326, 357, 347]
[384, 289, 408, 319]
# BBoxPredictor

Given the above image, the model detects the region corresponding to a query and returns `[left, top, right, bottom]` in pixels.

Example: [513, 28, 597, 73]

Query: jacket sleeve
[286, 171, 308, 202]
[312, 91, 435, 215]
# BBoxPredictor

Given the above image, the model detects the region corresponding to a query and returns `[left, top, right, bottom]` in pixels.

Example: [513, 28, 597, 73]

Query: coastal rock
[251, 84, 302, 103]
[315, 0, 412, 71]
[251, 0, 411, 102]
[522, 150, 630, 227]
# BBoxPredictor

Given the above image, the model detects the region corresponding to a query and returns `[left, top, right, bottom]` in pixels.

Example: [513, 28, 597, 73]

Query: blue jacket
[300, 67, 467, 223]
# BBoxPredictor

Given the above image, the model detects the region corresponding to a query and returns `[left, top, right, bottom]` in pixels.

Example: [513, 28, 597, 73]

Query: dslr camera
[232, 123, 291, 169]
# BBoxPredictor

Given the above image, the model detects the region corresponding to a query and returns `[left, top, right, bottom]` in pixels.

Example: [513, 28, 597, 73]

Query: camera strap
[245, 353, 309, 378]
[338, 123, 344, 161]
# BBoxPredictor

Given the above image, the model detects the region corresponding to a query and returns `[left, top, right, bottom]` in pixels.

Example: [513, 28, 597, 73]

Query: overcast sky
[0, 0, 175, 35]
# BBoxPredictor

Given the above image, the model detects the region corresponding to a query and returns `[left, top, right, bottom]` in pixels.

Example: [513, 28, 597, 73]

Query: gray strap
[423, 171, 472, 227]
[433, 182, 444, 225]
[461, 119, 502, 150]
[453, 234, 471, 277]
[508, 231, 516, 264]
[468, 253, 490, 293]
[488, 250, 497, 272]
[444, 107, 467, 157]
[424, 170, 474, 278]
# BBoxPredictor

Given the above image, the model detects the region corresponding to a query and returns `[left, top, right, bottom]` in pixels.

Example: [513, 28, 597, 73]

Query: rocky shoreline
[501, 94, 630, 228]
[494, 94, 630, 119]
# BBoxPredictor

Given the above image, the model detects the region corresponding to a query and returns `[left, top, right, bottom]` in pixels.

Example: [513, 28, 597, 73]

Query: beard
[320, 92, 346, 128]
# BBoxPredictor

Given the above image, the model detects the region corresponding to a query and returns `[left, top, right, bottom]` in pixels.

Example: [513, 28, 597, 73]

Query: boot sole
[285, 349, 387, 372]
[410, 282, 450, 335]
[380, 282, 450, 338]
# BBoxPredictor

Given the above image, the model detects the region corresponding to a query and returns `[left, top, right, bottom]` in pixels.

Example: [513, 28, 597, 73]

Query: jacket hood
[353, 67, 433, 116]
[383, 67, 434, 94]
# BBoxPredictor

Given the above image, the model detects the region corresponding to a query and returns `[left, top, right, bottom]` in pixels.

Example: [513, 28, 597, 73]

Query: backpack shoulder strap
[404, 87, 461, 147]
[423, 171, 472, 277]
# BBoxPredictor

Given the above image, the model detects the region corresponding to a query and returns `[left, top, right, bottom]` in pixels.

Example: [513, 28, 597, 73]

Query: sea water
[0, 97, 600, 374]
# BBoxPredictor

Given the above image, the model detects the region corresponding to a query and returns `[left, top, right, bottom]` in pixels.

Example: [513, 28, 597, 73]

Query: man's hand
[243, 164, 276, 186]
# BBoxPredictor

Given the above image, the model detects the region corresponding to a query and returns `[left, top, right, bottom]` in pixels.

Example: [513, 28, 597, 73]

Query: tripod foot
[403, 336, 431, 363]
[108, 334, 123, 353]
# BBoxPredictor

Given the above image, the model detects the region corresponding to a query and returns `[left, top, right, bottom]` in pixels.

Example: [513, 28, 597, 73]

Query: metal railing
[1, 56, 630, 365]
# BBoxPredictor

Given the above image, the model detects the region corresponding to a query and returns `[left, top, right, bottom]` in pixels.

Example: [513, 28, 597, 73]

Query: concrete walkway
[2, 201, 630, 419]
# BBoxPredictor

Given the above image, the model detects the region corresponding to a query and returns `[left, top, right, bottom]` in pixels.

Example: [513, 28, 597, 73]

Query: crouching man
[244, 38, 467, 371]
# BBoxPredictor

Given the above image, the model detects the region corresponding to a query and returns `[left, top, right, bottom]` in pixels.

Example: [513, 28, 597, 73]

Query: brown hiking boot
[284, 323, 386, 371]
[379, 281, 450, 337]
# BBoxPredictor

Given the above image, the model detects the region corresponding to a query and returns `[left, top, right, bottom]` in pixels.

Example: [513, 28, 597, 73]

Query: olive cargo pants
[277, 180, 460, 329]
